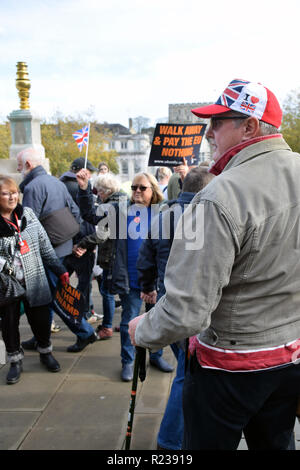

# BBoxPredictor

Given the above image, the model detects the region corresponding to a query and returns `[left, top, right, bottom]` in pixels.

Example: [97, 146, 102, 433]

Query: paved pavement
[1, 278, 300, 451]
[0, 279, 177, 451]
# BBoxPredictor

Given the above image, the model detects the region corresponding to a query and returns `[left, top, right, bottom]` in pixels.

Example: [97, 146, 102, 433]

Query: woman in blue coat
[76, 170, 173, 381]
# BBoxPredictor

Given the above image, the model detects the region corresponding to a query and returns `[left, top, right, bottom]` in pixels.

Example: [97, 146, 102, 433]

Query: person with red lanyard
[129, 79, 300, 450]
[0, 176, 69, 385]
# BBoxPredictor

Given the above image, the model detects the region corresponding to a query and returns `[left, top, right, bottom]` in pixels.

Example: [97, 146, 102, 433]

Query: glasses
[131, 185, 152, 192]
[210, 116, 248, 130]
[0, 191, 18, 197]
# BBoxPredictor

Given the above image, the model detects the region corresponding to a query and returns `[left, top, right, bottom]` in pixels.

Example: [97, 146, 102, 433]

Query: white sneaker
[87, 315, 98, 324]
[51, 321, 61, 333]
[91, 310, 104, 320]
[87, 313, 103, 324]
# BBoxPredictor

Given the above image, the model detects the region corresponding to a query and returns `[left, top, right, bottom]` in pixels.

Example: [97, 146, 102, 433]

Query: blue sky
[1, 0, 299, 127]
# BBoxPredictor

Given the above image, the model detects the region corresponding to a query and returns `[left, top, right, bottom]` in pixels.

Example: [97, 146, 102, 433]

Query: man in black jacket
[17, 149, 97, 352]
[60, 157, 102, 328]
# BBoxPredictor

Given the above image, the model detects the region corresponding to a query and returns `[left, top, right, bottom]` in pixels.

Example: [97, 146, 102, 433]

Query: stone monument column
[2, 62, 49, 182]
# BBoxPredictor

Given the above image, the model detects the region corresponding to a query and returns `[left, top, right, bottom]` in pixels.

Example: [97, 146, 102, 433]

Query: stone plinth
[7, 109, 49, 173]
[0, 159, 21, 185]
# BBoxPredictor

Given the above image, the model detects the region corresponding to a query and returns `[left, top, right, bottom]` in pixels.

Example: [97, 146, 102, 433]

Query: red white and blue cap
[192, 79, 282, 128]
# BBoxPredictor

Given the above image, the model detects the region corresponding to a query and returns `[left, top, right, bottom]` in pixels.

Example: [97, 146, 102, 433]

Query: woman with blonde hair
[75, 170, 173, 381]
[130, 172, 164, 205]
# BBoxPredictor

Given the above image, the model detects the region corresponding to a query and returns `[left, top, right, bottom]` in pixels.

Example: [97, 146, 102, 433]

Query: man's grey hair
[17, 148, 43, 167]
[233, 115, 278, 135]
[258, 121, 279, 135]
[94, 173, 120, 195]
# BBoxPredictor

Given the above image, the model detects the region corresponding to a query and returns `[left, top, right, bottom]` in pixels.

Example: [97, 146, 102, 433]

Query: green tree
[0, 122, 11, 159]
[41, 115, 118, 176]
[281, 89, 300, 154]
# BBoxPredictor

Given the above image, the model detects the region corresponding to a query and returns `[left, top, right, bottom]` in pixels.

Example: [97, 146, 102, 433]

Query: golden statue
[16, 62, 31, 110]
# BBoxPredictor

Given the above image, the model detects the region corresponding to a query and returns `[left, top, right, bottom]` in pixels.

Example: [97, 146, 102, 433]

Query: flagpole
[84, 123, 90, 169]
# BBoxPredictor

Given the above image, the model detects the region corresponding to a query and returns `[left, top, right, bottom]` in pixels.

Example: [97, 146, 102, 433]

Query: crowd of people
[1, 78, 300, 451]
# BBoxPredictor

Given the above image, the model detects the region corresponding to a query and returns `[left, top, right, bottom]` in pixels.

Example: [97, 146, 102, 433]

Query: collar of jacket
[59, 171, 77, 182]
[19, 165, 47, 193]
[177, 191, 195, 204]
[209, 134, 283, 176]
[0, 204, 26, 237]
[107, 191, 128, 203]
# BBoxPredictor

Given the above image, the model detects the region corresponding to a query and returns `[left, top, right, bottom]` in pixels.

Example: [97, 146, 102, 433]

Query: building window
[121, 141, 127, 149]
[109, 141, 115, 150]
[121, 161, 128, 174]
[134, 160, 142, 173]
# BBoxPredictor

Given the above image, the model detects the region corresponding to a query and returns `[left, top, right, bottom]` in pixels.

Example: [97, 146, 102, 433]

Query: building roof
[95, 123, 131, 136]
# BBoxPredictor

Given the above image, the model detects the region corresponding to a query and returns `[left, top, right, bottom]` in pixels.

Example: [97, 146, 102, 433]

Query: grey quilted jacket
[0, 204, 66, 307]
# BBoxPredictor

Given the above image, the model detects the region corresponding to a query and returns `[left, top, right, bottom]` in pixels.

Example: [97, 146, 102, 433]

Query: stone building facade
[103, 102, 213, 182]
[168, 103, 212, 162]
[102, 123, 151, 183]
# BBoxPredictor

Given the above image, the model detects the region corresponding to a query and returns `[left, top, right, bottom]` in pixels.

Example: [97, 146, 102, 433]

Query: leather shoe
[21, 337, 38, 351]
[121, 363, 133, 382]
[67, 332, 97, 352]
[40, 353, 61, 372]
[150, 357, 174, 373]
[6, 360, 23, 384]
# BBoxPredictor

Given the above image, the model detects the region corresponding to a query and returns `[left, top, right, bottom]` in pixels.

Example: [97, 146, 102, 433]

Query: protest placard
[148, 123, 207, 167]
[53, 281, 85, 329]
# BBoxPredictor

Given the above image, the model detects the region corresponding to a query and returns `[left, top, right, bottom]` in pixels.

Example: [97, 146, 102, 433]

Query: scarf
[209, 134, 282, 176]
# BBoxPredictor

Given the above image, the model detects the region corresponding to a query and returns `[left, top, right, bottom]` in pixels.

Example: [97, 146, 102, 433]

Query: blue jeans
[157, 344, 185, 450]
[119, 288, 143, 365]
[100, 270, 115, 329]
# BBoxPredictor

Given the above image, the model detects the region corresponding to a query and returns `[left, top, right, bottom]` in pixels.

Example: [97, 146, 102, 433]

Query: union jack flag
[72, 125, 89, 151]
[216, 79, 250, 108]
[240, 101, 256, 113]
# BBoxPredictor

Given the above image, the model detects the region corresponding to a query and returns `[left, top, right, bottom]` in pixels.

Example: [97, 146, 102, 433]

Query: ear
[241, 117, 261, 141]
[25, 160, 33, 171]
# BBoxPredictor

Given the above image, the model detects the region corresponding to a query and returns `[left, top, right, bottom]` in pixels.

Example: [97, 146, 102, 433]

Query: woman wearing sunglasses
[76, 170, 173, 381]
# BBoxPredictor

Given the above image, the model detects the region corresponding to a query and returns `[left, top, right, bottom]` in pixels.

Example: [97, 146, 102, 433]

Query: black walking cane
[124, 346, 146, 450]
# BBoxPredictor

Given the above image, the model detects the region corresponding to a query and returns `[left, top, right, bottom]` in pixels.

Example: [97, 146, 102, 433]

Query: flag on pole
[72, 125, 89, 152]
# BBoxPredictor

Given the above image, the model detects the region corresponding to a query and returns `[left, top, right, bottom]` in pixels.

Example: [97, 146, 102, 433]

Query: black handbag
[0, 243, 25, 307]
[0, 270, 25, 307]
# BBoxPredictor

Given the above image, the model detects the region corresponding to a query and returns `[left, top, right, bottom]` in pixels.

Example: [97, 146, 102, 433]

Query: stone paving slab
[0, 355, 77, 411]
[0, 411, 40, 450]
[19, 380, 130, 450]
[130, 414, 163, 450]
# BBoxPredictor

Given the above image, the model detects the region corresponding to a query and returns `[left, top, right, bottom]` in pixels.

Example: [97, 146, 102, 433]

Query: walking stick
[125, 346, 146, 450]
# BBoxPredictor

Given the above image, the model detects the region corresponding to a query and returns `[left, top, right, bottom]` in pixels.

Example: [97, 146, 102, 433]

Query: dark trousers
[183, 354, 300, 450]
[0, 299, 51, 354]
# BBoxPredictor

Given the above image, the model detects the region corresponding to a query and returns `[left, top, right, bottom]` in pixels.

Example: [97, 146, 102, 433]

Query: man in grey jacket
[17, 148, 97, 352]
[129, 79, 300, 450]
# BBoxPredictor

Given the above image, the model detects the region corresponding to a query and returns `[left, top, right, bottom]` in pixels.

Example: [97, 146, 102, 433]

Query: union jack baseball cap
[192, 79, 282, 128]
